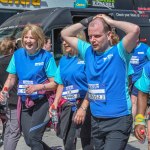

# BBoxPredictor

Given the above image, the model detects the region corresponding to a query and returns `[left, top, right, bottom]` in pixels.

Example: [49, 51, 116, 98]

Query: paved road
[0, 129, 148, 150]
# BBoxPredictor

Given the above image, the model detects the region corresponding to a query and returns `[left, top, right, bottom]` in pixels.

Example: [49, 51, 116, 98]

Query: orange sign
[0, 0, 40, 6]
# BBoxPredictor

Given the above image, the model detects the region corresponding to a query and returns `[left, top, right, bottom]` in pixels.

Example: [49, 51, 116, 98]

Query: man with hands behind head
[61, 14, 140, 150]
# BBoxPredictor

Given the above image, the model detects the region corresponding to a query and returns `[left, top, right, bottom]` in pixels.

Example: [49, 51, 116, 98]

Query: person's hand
[0, 91, 5, 102]
[94, 14, 113, 25]
[134, 124, 146, 141]
[25, 85, 38, 94]
[0, 91, 9, 102]
[80, 16, 94, 27]
[73, 107, 86, 125]
[49, 102, 58, 118]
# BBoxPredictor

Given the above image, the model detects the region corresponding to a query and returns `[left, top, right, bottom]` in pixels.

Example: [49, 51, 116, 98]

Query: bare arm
[46, 77, 58, 90]
[26, 77, 58, 94]
[3, 74, 17, 91]
[49, 84, 64, 114]
[51, 84, 63, 107]
[61, 14, 140, 53]
[0, 74, 17, 101]
[134, 91, 148, 141]
[96, 14, 140, 53]
[74, 93, 89, 125]
[80, 94, 89, 110]
[61, 23, 85, 51]
[110, 20, 140, 53]
[137, 91, 148, 116]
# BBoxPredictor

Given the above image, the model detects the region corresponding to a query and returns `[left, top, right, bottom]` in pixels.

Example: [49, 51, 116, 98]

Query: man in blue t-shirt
[61, 14, 140, 150]
[134, 61, 150, 147]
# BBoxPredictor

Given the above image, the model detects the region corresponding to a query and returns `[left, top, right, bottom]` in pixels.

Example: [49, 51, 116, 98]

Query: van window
[52, 28, 63, 65]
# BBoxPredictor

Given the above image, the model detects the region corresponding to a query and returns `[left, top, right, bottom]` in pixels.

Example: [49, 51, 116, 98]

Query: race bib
[77, 60, 85, 64]
[62, 85, 80, 102]
[130, 56, 139, 65]
[88, 83, 106, 102]
[17, 80, 38, 96]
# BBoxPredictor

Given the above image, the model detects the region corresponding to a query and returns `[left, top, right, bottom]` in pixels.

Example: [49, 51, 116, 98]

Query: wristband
[80, 16, 93, 27]
[135, 114, 146, 126]
[80, 106, 87, 111]
[135, 114, 145, 121]
[134, 121, 146, 126]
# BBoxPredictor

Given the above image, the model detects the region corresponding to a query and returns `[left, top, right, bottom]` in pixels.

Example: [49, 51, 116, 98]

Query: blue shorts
[131, 85, 138, 96]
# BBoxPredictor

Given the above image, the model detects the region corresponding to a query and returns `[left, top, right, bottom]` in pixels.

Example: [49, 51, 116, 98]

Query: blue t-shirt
[7, 48, 57, 101]
[135, 61, 150, 93]
[77, 39, 131, 118]
[129, 42, 150, 83]
[128, 64, 134, 76]
[55, 55, 88, 98]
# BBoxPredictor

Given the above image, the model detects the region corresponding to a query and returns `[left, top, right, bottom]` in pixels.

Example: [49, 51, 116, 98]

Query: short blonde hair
[61, 29, 86, 55]
[110, 29, 120, 46]
[21, 24, 45, 51]
[0, 37, 15, 55]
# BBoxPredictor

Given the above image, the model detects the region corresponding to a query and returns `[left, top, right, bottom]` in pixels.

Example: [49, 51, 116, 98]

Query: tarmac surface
[0, 128, 148, 150]
[0, 118, 148, 150]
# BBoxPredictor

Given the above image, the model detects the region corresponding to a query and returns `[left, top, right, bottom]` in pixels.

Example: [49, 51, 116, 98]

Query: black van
[0, 7, 150, 63]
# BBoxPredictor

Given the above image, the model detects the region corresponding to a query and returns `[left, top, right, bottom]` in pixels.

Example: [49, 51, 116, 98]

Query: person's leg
[4, 106, 21, 150]
[0, 107, 7, 142]
[28, 99, 50, 150]
[63, 112, 76, 150]
[3, 112, 9, 149]
[81, 138, 92, 150]
[91, 116, 105, 150]
[80, 107, 93, 150]
[0, 114, 6, 147]
[21, 106, 33, 147]
[104, 115, 133, 150]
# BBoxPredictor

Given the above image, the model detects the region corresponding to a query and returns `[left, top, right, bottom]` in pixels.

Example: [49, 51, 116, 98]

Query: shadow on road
[126, 144, 140, 150]
[50, 146, 63, 150]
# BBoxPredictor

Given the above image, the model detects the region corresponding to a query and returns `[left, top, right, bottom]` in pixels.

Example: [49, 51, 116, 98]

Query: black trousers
[91, 115, 133, 150]
[63, 108, 92, 150]
[21, 98, 50, 150]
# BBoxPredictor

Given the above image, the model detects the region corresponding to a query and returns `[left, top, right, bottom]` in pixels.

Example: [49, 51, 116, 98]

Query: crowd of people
[0, 13, 149, 150]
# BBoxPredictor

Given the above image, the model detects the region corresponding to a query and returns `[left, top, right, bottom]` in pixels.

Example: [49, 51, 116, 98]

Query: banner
[87, 0, 134, 10]
[74, 0, 87, 8]
[133, 0, 150, 11]
[0, 0, 74, 10]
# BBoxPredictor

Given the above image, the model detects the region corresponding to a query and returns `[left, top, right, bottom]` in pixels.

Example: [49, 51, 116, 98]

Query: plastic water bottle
[1, 87, 8, 105]
[139, 129, 146, 144]
[51, 104, 58, 124]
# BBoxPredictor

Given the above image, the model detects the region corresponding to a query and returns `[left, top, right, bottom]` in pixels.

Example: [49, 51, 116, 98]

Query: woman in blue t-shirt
[49, 31, 92, 150]
[0, 24, 57, 150]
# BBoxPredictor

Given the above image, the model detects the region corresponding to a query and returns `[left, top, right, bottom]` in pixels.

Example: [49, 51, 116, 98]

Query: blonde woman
[0, 24, 57, 150]
[49, 30, 92, 150]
